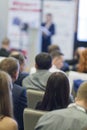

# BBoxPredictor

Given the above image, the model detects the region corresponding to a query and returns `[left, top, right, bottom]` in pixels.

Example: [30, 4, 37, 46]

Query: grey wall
[0, 0, 9, 46]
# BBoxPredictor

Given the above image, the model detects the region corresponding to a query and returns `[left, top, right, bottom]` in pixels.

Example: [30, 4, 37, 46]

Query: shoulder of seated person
[0, 116, 18, 130]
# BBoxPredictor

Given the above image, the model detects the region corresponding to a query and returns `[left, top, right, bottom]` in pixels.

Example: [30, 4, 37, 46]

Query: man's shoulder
[36, 108, 87, 130]
[13, 83, 26, 95]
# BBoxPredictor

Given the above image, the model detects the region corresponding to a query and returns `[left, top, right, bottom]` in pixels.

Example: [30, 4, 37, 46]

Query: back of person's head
[2, 38, 10, 46]
[1, 38, 10, 50]
[0, 57, 19, 80]
[0, 71, 13, 117]
[48, 44, 60, 54]
[76, 82, 87, 101]
[40, 72, 70, 111]
[35, 53, 52, 70]
[10, 52, 25, 72]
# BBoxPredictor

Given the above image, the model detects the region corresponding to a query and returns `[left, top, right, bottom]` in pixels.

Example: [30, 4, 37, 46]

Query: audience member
[36, 72, 73, 111]
[22, 53, 52, 91]
[66, 47, 85, 67]
[0, 57, 27, 130]
[48, 44, 69, 72]
[0, 71, 18, 130]
[49, 50, 64, 72]
[0, 38, 10, 57]
[77, 48, 87, 73]
[35, 82, 87, 130]
[10, 52, 29, 86]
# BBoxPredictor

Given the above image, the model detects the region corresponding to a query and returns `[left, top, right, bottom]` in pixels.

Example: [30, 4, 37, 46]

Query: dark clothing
[61, 62, 70, 72]
[12, 83, 27, 130]
[15, 72, 29, 86]
[73, 79, 84, 93]
[0, 48, 10, 57]
[41, 23, 55, 52]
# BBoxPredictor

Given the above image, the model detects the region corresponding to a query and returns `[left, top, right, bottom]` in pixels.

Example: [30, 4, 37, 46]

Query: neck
[75, 100, 87, 110]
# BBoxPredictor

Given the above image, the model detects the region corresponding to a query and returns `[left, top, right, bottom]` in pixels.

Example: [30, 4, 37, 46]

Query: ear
[52, 57, 58, 64]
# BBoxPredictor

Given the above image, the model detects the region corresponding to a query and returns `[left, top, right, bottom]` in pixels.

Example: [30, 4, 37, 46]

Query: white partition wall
[0, 0, 77, 69]
[7, 0, 41, 69]
[43, 0, 76, 59]
[0, 0, 9, 45]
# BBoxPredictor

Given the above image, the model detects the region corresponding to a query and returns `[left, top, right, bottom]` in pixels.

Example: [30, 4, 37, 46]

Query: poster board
[7, 0, 41, 50]
[43, 0, 76, 59]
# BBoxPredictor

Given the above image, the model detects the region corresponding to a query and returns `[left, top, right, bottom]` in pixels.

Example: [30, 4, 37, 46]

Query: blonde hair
[2, 38, 10, 45]
[0, 71, 13, 117]
[77, 82, 87, 100]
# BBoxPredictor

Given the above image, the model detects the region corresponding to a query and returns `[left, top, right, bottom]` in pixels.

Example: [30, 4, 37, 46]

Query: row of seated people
[1, 67, 87, 130]
[0, 51, 72, 130]
[0, 57, 27, 130]
[0, 38, 87, 130]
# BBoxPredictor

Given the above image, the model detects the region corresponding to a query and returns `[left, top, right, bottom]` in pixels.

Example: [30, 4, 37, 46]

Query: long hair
[40, 72, 70, 111]
[0, 71, 13, 117]
[78, 48, 87, 73]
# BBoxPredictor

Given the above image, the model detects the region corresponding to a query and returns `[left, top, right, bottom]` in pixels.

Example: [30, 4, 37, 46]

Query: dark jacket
[41, 23, 55, 52]
[15, 72, 29, 86]
[12, 83, 27, 130]
[0, 48, 10, 57]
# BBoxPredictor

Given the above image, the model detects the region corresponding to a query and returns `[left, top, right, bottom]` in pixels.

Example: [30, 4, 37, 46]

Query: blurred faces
[53, 56, 64, 69]
[46, 14, 52, 23]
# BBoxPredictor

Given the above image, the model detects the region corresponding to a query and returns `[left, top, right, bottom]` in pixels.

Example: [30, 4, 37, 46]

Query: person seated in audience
[0, 71, 18, 130]
[10, 52, 29, 86]
[49, 50, 64, 73]
[36, 72, 73, 111]
[22, 53, 52, 91]
[67, 47, 85, 69]
[48, 44, 69, 72]
[0, 57, 27, 130]
[35, 82, 87, 130]
[76, 48, 87, 73]
[0, 37, 10, 57]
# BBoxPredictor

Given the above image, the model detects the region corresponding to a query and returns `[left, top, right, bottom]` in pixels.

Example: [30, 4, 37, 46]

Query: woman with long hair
[36, 72, 70, 111]
[0, 71, 18, 130]
[77, 48, 87, 73]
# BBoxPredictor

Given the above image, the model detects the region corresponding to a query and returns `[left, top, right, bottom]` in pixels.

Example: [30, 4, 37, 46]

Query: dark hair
[39, 72, 70, 111]
[48, 45, 60, 53]
[0, 71, 13, 117]
[50, 50, 63, 59]
[0, 57, 19, 77]
[10, 52, 25, 65]
[35, 53, 52, 70]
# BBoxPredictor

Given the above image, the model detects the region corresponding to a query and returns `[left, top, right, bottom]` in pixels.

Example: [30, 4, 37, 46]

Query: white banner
[7, 0, 41, 50]
[43, 0, 76, 59]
